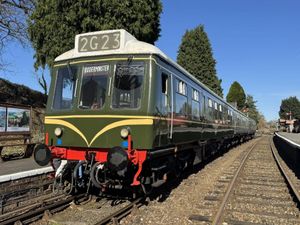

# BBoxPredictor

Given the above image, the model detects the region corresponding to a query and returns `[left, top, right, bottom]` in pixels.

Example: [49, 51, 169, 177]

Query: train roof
[55, 29, 254, 122]
[55, 29, 168, 62]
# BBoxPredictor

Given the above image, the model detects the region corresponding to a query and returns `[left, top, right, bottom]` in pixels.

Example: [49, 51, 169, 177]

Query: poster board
[0, 104, 31, 134]
[0, 107, 6, 132]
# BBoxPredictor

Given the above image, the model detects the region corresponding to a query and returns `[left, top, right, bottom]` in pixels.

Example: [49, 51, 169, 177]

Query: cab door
[161, 72, 173, 141]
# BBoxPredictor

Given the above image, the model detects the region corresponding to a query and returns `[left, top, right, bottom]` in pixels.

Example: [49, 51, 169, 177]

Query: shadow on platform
[273, 136, 300, 179]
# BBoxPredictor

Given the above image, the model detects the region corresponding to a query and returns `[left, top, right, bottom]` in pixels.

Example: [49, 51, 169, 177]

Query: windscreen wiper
[67, 62, 75, 80]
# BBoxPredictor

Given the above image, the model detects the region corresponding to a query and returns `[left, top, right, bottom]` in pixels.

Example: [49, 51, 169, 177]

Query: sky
[1, 0, 300, 121]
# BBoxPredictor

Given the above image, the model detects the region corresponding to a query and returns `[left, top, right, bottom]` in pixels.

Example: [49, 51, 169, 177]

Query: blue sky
[1, 0, 300, 121]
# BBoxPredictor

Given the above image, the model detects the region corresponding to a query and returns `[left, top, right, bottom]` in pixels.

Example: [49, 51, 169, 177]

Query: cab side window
[161, 73, 169, 108]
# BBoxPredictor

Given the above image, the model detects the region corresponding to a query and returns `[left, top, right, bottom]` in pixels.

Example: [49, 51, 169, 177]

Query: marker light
[120, 127, 130, 139]
[54, 127, 63, 137]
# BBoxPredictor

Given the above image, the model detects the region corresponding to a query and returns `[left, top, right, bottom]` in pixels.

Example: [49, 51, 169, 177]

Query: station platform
[275, 132, 300, 148]
[274, 132, 300, 179]
[0, 157, 53, 183]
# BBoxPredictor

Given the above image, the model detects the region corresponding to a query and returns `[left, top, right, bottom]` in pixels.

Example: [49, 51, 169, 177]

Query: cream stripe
[45, 115, 243, 128]
[44, 118, 89, 146]
[89, 119, 153, 147]
[45, 115, 155, 119]
[45, 117, 247, 147]
[45, 118, 153, 147]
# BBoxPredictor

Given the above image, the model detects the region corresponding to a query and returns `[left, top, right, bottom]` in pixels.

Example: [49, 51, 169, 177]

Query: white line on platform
[275, 132, 300, 149]
[0, 166, 53, 183]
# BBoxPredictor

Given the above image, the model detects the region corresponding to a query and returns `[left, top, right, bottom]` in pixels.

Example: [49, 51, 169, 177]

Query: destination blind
[78, 32, 120, 52]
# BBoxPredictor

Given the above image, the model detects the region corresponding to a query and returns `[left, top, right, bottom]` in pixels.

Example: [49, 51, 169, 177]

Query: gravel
[121, 140, 257, 225]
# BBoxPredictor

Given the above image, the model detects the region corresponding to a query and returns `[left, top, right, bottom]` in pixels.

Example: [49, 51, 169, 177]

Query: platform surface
[0, 157, 52, 182]
[275, 132, 300, 148]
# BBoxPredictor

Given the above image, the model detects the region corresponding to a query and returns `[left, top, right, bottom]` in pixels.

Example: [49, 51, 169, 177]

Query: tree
[226, 81, 246, 110]
[34, 70, 47, 95]
[177, 25, 223, 97]
[257, 113, 269, 133]
[0, 0, 34, 70]
[28, 0, 162, 69]
[245, 95, 260, 123]
[279, 96, 300, 119]
[20, 111, 29, 127]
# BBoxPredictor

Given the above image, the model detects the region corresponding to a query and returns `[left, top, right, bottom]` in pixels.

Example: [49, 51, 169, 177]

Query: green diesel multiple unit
[34, 29, 256, 194]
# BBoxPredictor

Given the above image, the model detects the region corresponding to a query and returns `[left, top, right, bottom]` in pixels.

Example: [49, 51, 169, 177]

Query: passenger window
[79, 64, 109, 109]
[176, 80, 187, 95]
[208, 98, 213, 108]
[192, 89, 199, 101]
[175, 94, 187, 116]
[192, 89, 200, 120]
[214, 102, 218, 110]
[112, 62, 145, 109]
[192, 102, 200, 120]
[207, 97, 214, 121]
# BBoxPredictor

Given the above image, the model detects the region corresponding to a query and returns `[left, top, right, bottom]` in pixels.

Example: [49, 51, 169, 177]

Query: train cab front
[34, 131, 148, 195]
[33, 53, 153, 195]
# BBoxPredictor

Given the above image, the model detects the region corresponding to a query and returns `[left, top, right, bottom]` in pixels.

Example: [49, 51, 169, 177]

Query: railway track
[5, 136, 299, 225]
[94, 197, 145, 225]
[0, 189, 143, 225]
[189, 136, 300, 224]
[0, 171, 82, 225]
[0, 193, 87, 225]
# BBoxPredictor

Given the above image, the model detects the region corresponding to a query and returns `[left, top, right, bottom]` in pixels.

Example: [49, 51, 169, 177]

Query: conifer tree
[226, 81, 246, 110]
[28, 0, 162, 69]
[279, 96, 300, 119]
[177, 25, 223, 97]
[245, 95, 260, 123]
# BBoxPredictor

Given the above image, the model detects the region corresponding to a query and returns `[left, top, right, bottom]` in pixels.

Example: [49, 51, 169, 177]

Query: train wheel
[141, 183, 153, 195]
[174, 159, 184, 178]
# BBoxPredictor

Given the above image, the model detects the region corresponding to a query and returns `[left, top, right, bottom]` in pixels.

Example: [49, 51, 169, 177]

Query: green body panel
[46, 118, 154, 149]
[149, 56, 237, 147]
[45, 54, 255, 151]
[46, 55, 155, 149]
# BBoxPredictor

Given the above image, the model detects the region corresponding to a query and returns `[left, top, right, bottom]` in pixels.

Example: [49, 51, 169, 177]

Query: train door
[200, 92, 206, 122]
[161, 72, 173, 140]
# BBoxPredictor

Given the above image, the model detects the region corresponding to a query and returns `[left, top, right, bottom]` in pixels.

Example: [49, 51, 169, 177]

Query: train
[34, 29, 256, 196]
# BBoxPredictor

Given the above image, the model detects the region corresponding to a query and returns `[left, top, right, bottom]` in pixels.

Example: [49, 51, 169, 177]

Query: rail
[210, 137, 300, 225]
[270, 137, 300, 203]
[211, 139, 260, 225]
[94, 197, 145, 225]
[0, 194, 86, 225]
